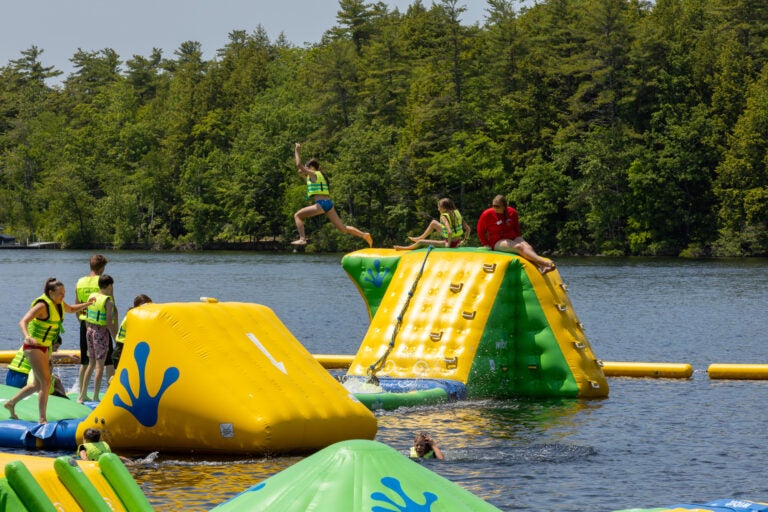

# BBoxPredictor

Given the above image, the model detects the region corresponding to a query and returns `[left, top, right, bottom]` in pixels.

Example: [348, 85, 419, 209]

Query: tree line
[1, 0, 767, 256]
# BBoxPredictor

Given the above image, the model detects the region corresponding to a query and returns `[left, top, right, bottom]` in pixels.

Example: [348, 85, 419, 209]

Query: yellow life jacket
[306, 170, 329, 199]
[76, 275, 100, 321]
[441, 210, 465, 240]
[8, 347, 33, 374]
[115, 316, 128, 344]
[409, 446, 436, 459]
[27, 294, 63, 348]
[85, 293, 112, 326]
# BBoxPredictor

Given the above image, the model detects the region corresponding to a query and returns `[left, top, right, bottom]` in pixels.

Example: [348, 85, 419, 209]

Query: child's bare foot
[363, 233, 373, 247]
[77, 396, 91, 404]
[408, 236, 422, 243]
[38, 419, 47, 425]
[291, 238, 308, 246]
[4, 402, 18, 420]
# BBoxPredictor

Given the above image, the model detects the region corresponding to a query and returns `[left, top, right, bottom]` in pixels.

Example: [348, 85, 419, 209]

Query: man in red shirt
[476, 195, 556, 273]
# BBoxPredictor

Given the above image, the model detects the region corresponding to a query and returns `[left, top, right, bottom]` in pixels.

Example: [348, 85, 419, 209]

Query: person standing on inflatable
[4, 278, 93, 423]
[75, 255, 112, 395]
[291, 143, 373, 248]
[78, 275, 118, 403]
[477, 194, 556, 274]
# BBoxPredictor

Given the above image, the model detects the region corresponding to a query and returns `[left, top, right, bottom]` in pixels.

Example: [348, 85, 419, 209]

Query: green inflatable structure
[341, 248, 608, 399]
[212, 439, 501, 511]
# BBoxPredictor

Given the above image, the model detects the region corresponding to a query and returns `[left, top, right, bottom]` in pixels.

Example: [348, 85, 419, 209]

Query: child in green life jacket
[79, 428, 112, 461]
[78, 428, 131, 463]
[409, 432, 444, 460]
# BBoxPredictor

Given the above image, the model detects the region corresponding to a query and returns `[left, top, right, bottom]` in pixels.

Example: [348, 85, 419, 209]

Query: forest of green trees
[1, 0, 767, 256]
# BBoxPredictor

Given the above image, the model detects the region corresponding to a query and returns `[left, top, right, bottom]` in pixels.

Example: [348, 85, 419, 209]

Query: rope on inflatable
[366, 245, 433, 385]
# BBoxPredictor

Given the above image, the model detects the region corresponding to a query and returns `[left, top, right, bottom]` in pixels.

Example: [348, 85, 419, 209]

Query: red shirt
[477, 206, 521, 248]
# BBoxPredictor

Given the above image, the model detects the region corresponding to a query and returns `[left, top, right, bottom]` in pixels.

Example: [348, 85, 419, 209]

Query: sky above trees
[0, 0, 486, 80]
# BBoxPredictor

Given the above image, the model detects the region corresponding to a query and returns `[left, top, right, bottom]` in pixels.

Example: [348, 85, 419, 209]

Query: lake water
[1, 250, 767, 511]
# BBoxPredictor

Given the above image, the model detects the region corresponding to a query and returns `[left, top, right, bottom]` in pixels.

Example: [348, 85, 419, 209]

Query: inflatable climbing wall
[78, 301, 377, 454]
[341, 248, 608, 398]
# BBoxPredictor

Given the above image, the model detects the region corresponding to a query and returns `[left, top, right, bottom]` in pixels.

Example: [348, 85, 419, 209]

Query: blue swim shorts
[5, 368, 28, 388]
[316, 199, 334, 212]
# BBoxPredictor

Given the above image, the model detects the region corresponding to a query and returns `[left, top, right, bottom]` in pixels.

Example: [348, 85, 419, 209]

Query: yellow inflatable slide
[78, 300, 376, 454]
[342, 248, 608, 399]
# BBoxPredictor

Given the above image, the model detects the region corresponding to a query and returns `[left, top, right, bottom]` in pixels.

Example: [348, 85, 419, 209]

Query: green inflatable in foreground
[212, 439, 501, 511]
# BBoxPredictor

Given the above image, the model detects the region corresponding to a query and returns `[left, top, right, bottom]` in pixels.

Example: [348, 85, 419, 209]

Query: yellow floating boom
[707, 364, 768, 380]
[598, 361, 693, 379]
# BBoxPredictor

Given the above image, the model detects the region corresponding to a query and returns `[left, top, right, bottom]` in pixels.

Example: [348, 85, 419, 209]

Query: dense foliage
[1, 0, 767, 255]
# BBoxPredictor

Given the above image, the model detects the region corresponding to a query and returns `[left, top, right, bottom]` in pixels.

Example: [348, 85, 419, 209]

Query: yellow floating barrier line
[0, 349, 80, 365]
[314, 354, 354, 370]
[600, 361, 694, 379]
[707, 363, 768, 380]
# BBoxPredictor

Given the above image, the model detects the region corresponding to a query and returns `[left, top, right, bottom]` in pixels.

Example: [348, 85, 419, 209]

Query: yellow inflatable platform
[341, 248, 608, 398]
[78, 300, 376, 454]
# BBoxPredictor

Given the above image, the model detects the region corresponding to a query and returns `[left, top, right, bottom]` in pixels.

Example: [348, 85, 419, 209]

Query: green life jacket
[8, 347, 33, 374]
[306, 170, 329, 199]
[79, 441, 112, 461]
[76, 275, 100, 321]
[9, 347, 56, 394]
[28, 294, 63, 347]
[441, 210, 465, 240]
[85, 292, 112, 326]
[115, 316, 128, 344]
[409, 446, 436, 459]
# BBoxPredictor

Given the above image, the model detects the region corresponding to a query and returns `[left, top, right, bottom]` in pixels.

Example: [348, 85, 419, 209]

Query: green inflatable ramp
[211, 439, 501, 511]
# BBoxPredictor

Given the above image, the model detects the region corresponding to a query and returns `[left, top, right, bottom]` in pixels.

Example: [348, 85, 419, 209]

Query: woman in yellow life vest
[78, 274, 118, 403]
[4, 278, 93, 424]
[291, 143, 373, 248]
[395, 198, 471, 250]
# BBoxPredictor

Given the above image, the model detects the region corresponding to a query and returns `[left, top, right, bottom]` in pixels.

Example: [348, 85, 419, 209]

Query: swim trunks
[86, 324, 111, 362]
[315, 199, 334, 213]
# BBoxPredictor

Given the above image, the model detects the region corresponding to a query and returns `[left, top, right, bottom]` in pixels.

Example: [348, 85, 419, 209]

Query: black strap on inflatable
[366, 245, 433, 385]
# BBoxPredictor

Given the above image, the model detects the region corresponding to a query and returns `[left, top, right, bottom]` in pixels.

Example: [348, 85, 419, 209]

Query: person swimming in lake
[410, 432, 444, 460]
[291, 143, 373, 248]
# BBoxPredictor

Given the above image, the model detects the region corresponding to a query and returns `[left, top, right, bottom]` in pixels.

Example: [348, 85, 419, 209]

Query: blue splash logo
[371, 476, 437, 511]
[113, 341, 180, 427]
[246, 482, 266, 494]
[363, 259, 390, 287]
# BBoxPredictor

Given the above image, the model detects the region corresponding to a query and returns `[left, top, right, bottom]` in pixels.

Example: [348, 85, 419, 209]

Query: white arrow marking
[246, 333, 287, 374]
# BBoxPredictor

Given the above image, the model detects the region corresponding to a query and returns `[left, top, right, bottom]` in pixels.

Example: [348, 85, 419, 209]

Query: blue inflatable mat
[374, 378, 467, 400]
[674, 500, 768, 511]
